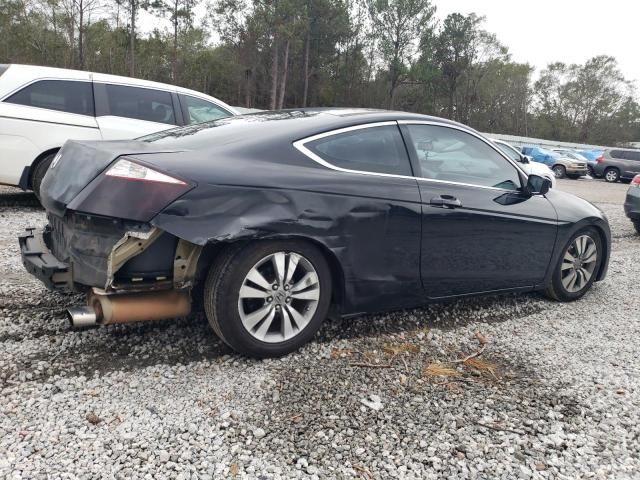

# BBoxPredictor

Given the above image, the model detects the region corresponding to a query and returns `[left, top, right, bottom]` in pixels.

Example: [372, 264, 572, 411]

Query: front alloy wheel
[552, 165, 566, 179]
[560, 235, 598, 293]
[204, 240, 332, 357]
[545, 228, 602, 301]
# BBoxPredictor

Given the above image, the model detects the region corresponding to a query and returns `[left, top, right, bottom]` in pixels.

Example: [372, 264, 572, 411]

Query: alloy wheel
[561, 235, 598, 293]
[605, 170, 618, 182]
[552, 166, 565, 178]
[237, 251, 320, 343]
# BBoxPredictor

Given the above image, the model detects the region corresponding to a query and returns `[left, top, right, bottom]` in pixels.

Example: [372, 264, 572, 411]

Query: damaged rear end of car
[19, 139, 203, 327]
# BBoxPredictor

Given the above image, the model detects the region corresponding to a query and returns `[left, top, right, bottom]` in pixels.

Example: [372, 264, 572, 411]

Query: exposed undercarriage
[20, 211, 203, 326]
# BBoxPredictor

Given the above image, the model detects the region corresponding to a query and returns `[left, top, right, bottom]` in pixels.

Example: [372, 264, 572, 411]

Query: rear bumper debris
[19, 227, 73, 290]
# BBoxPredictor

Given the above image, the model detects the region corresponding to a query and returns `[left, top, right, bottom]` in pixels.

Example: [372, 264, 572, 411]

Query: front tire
[203, 240, 332, 358]
[31, 152, 56, 200]
[552, 165, 566, 179]
[604, 168, 620, 183]
[545, 228, 602, 302]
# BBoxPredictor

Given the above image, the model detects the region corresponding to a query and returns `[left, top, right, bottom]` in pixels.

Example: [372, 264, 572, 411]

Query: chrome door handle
[430, 195, 462, 209]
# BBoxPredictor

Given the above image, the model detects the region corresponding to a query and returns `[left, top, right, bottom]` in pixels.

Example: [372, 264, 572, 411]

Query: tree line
[1, 0, 639, 145]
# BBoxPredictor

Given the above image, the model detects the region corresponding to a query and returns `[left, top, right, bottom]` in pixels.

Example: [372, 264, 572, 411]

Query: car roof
[142, 108, 475, 150]
[0, 64, 237, 113]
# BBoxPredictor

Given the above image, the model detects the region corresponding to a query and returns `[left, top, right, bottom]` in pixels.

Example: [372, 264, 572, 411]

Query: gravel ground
[0, 180, 638, 480]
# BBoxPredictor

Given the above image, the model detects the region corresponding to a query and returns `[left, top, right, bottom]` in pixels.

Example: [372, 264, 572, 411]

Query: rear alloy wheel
[552, 165, 566, 179]
[604, 168, 620, 183]
[545, 228, 602, 301]
[204, 240, 332, 357]
[31, 152, 56, 200]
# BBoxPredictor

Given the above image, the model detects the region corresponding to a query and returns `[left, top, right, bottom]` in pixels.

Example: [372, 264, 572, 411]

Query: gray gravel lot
[0, 180, 638, 480]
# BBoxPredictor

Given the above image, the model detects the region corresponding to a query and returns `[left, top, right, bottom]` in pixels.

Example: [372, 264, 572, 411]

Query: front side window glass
[305, 125, 412, 176]
[406, 125, 521, 190]
[181, 95, 231, 124]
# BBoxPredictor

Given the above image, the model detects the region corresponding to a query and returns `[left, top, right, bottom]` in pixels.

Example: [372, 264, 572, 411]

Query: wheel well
[552, 164, 565, 171]
[592, 226, 609, 281]
[27, 148, 60, 189]
[194, 237, 346, 310]
[604, 166, 619, 173]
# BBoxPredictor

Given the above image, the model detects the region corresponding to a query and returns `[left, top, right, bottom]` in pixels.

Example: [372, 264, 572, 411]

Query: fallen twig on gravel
[452, 344, 487, 364]
[350, 362, 392, 368]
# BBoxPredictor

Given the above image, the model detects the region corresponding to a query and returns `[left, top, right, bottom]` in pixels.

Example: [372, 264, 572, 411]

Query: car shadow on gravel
[1, 289, 553, 387]
[0, 191, 41, 208]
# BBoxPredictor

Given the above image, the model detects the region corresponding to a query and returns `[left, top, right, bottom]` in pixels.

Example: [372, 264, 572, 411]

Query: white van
[0, 64, 237, 196]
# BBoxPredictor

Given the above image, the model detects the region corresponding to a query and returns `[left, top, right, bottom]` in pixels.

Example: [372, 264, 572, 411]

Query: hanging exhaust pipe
[67, 289, 191, 327]
[67, 306, 98, 327]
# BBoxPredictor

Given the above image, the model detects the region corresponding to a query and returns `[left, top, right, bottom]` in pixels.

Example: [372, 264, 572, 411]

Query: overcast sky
[434, 0, 640, 84]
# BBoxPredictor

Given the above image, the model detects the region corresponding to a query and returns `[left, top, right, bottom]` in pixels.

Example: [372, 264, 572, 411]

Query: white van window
[5, 80, 94, 116]
[104, 84, 176, 125]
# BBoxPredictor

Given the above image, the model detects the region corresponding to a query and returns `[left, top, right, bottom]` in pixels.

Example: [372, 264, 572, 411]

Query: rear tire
[604, 168, 620, 183]
[545, 227, 603, 302]
[31, 153, 56, 200]
[552, 165, 566, 179]
[634, 221, 640, 235]
[203, 240, 332, 358]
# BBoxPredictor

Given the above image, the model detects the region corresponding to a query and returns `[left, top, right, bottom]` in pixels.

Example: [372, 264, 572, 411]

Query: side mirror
[525, 174, 551, 196]
[520, 154, 530, 164]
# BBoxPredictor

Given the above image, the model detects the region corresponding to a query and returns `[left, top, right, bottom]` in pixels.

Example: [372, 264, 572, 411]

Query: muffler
[68, 289, 191, 327]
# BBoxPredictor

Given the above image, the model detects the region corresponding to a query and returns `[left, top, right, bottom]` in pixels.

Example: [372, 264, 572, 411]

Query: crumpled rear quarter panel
[152, 180, 423, 314]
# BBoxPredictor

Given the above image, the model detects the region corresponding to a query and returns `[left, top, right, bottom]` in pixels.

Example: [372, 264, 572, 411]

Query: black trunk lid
[40, 140, 178, 216]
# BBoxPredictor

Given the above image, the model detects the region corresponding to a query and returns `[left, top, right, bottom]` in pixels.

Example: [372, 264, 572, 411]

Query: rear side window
[180, 95, 231, 124]
[4, 80, 94, 116]
[103, 84, 176, 125]
[626, 151, 640, 161]
[305, 125, 412, 176]
[610, 150, 627, 160]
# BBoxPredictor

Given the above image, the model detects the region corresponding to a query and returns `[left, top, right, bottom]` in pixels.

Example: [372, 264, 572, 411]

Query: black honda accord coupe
[20, 109, 611, 357]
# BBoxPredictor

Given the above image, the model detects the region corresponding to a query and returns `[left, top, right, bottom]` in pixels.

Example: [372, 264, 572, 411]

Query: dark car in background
[624, 175, 640, 234]
[19, 109, 611, 357]
[593, 148, 640, 183]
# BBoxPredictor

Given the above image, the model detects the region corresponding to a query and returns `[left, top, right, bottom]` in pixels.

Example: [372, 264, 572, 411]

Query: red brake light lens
[596, 155, 604, 164]
[632, 175, 640, 187]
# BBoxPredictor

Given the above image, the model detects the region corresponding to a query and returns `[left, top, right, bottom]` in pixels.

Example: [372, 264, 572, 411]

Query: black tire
[634, 221, 640, 235]
[567, 174, 581, 180]
[552, 165, 566, 179]
[604, 167, 620, 183]
[587, 165, 595, 177]
[545, 227, 603, 302]
[31, 152, 56, 200]
[203, 240, 332, 358]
